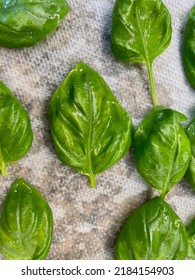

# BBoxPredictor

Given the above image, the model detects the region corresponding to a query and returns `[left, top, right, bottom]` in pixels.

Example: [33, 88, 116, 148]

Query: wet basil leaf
[134, 106, 191, 197]
[186, 218, 195, 259]
[111, 0, 172, 106]
[115, 197, 188, 260]
[48, 62, 133, 187]
[183, 6, 195, 88]
[0, 0, 70, 48]
[0, 178, 53, 260]
[185, 119, 195, 189]
[0, 81, 33, 176]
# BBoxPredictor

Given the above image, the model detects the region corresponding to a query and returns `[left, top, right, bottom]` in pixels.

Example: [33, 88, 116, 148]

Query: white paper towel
[0, 0, 195, 259]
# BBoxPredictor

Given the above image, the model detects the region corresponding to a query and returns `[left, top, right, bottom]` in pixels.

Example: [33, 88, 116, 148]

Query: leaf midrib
[135, 5, 150, 65]
[86, 84, 94, 181]
[162, 114, 178, 197]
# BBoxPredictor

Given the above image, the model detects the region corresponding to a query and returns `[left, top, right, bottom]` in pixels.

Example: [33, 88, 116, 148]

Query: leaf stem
[89, 174, 96, 188]
[0, 147, 6, 176]
[146, 62, 158, 107]
[1, 162, 6, 177]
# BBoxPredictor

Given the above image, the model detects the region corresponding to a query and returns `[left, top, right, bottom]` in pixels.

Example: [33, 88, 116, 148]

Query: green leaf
[183, 6, 195, 88]
[134, 106, 191, 197]
[186, 218, 195, 259]
[115, 197, 188, 260]
[111, 0, 172, 106]
[0, 81, 33, 176]
[0, 0, 70, 48]
[0, 178, 53, 260]
[48, 61, 133, 187]
[185, 119, 195, 189]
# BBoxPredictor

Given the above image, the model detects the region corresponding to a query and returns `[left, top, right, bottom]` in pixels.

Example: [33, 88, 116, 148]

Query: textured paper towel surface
[0, 0, 195, 260]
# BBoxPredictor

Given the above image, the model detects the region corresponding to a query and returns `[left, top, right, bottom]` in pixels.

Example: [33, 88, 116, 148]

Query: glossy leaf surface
[0, 178, 53, 260]
[185, 119, 195, 189]
[183, 6, 195, 88]
[134, 106, 191, 197]
[48, 62, 133, 187]
[111, 0, 172, 63]
[0, 0, 70, 48]
[0, 81, 33, 176]
[111, 0, 172, 106]
[186, 218, 195, 259]
[115, 197, 188, 260]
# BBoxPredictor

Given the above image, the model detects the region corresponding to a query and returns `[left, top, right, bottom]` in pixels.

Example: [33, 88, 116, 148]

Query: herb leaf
[0, 0, 70, 48]
[186, 218, 195, 259]
[0, 178, 53, 260]
[115, 197, 188, 260]
[0, 81, 33, 176]
[48, 62, 133, 187]
[134, 106, 191, 197]
[183, 6, 195, 88]
[185, 119, 195, 189]
[111, 0, 172, 106]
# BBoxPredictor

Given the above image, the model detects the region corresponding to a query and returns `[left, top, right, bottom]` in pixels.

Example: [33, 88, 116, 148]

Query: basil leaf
[111, 0, 172, 106]
[0, 0, 70, 48]
[134, 106, 191, 197]
[48, 62, 133, 187]
[0, 81, 33, 176]
[186, 218, 195, 259]
[0, 178, 53, 260]
[183, 6, 195, 88]
[115, 197, 188, 260]
[185, 119, 195, 189]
